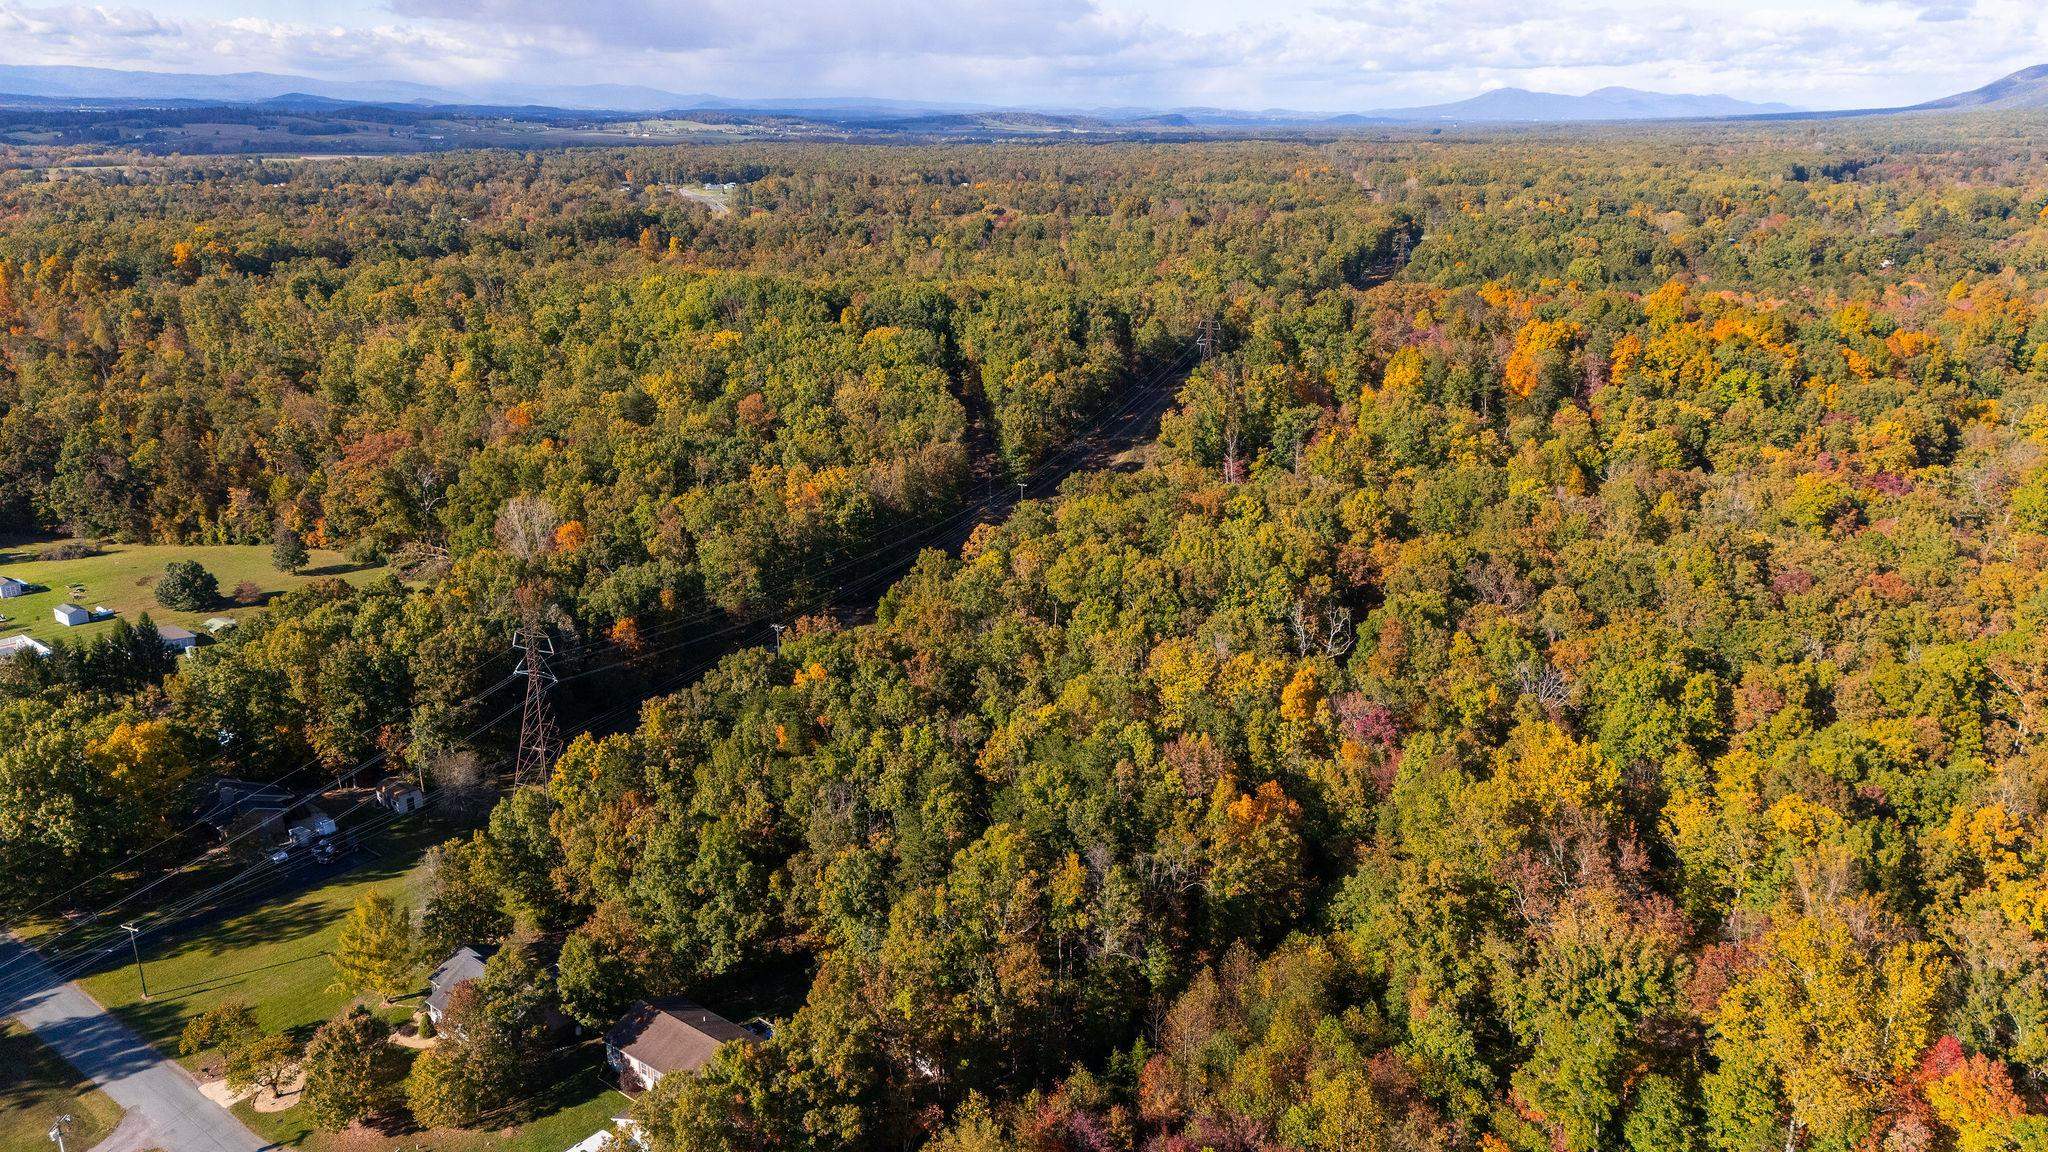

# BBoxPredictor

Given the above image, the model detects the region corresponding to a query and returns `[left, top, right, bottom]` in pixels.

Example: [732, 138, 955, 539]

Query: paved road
[0, 935, 270, 1152]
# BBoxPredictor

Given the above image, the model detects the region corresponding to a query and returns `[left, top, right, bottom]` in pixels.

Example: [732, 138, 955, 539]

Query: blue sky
[2, 0, 2045, 110]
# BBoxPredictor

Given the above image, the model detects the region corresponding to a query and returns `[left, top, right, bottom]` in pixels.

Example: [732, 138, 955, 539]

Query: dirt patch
[250, 1070, 306, 1113]
[197, 1069, 305, 1113]
[197, 1078, 241, 1109]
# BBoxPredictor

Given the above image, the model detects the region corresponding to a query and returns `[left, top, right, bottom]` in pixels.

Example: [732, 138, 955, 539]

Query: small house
[157, 624, 200, 655]
[376, 778, 427, 814]
[197, 778, 291, 839]
[0, 576, 27, 598]
[0, 634, 51, 660]
[426, 944, 496, 1027]
[605, 1000, 759, 1092]
[53, 603, 88, 627]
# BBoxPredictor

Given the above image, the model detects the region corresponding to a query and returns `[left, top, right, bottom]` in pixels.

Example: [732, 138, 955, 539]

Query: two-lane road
[0, 935, 269, 1152]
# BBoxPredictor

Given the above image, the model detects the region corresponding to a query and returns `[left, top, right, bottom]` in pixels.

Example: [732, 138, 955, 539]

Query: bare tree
[1288, 600, 1356, 658]
[494, 495, 559, 567]
[432, 749, 496, 821]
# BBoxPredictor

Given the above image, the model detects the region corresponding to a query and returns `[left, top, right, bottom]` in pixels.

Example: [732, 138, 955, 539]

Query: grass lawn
[76, 820, 444, 1064]
[0, 540, 386, 646]
[76, 819, 631, 1152]
[242, 1060, 631, 1152]
[0, 1022, 124, 1152]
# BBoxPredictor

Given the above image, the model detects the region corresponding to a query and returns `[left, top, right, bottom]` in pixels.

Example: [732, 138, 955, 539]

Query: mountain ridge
[5, 61, 2048, 124]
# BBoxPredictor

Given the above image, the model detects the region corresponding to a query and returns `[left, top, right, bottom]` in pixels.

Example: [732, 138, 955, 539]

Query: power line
[0, 329, 1211, 1001]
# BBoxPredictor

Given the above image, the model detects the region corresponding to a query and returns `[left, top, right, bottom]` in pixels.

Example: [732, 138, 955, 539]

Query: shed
[376, 778, 427, 814]
[157, 624, 201, 654]
[53, 603, 89, 627]
[0, 576, 27, 598]
[605, 1000, 759, 1092]
[203, 616, 239, 635]
[426, 944, 496, 1026]
[0, 634, 52, 660]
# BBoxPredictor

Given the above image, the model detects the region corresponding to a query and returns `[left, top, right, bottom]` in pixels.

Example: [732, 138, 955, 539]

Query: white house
[0, 576, 27, 598]
[52, 603, 88, 627]
[157, 624, 201, 654]
[604, 1001, 760, 1093]
[0, 635, 51, 660]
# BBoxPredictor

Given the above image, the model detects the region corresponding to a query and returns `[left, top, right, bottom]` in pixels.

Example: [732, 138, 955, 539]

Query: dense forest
[12, 116, 2048, 1151]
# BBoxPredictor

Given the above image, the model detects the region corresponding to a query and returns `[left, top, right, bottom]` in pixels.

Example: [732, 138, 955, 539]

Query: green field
[0, 1022, 124, 1152]
[77, 824, 440, 1056]
[78, 822, 629, 1152]
[0, 541, 386, 646]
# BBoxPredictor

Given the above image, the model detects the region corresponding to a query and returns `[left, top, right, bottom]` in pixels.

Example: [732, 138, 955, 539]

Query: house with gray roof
[426, 945, 495, 1026]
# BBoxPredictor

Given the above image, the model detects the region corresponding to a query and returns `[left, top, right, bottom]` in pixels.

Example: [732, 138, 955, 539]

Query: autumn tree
[330, 893, 423, 1004]
[302, 1006, 400, 1131]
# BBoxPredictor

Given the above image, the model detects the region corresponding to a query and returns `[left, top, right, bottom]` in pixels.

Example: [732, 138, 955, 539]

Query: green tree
[419, 835, 512, 955]
[229, 1033, 301, 1097]
[557, 902, 668, 1030]
[272, 522, 310, 574]
[155, 559, 219, 610]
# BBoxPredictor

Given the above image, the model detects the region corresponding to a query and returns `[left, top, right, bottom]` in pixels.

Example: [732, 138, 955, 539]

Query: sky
[1, 0, 2046, 111]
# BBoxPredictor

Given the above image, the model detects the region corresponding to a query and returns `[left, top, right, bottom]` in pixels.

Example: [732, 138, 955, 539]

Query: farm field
[0, 541, 386, 646]
[0, 1022, 124, 1152]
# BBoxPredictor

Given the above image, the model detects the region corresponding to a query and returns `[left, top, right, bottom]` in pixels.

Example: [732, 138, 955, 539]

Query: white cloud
[0, 0, 2043, 111]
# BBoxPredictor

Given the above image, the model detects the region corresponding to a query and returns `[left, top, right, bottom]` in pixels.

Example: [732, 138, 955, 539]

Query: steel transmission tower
[511, 622, 559, 788]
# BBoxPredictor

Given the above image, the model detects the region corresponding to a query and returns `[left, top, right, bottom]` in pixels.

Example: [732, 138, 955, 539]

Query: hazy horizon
[0, 0, 2044, 114]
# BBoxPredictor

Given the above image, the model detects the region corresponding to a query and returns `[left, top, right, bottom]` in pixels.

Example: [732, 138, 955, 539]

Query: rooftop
[605, 1000, 756, 1076]
[427, 945, 496, 1018]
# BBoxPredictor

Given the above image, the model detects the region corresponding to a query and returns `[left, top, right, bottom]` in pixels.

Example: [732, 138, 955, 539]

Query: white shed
[157, 624, 201, 654]
[53, 603, 89, 627]
[0, 576, 27, 598]
[0, 635, 52, 660]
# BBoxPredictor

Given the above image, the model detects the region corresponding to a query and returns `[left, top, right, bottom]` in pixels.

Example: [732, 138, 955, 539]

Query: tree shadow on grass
[299, 562, 371, 578]
[144, 952, 333, 1000]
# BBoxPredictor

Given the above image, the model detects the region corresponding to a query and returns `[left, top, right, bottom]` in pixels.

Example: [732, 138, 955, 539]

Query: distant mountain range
[0, 64, 990, 114]
[1343, 86, 1798, 123]
[4, 61, 2048, 125]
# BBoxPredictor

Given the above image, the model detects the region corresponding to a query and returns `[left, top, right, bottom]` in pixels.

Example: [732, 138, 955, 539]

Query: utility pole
[119, 924, 147, 1000]
[769, 622, 786, 650]
[511, 622, 559, 789]
[1195, 316, 1217, 361]
[48, 1113, 72, 1152]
